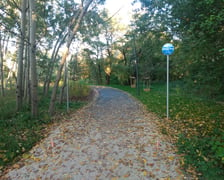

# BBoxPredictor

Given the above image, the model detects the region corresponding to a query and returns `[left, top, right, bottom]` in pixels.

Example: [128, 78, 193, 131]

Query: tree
[16, 0, 27, 111]
[0, 32, 6, 96]
[77, 9, 111, 85]
[49, 0, 105, 115]
[43, 32, 68, 96]
[80, 11, 128, 85]
[137, 0, 224, 97]
[42, 0, 77, 96]
[29, 0, 38, 117]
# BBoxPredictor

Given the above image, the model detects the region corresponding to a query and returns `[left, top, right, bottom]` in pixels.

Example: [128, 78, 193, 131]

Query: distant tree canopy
[0, 0, 223, 117]
[131, 0, 224, 98]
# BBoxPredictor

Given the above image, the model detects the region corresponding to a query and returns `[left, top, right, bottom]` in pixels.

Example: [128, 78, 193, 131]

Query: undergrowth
[0, 83, 90, 171]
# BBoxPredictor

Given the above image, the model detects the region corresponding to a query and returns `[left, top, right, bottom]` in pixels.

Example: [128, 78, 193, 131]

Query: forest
[0, 0, 224, 178]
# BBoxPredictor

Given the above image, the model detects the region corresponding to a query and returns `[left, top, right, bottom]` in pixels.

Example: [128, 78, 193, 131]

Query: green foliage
[112, 64, 130, 85]
[112, 82, 224, 179]
[0, 111, 43, 168]
[69, 80, 90, 98]
[136, 0, 224, 99]
[0, 90, 16, 119]
[178, 135, 224, 179]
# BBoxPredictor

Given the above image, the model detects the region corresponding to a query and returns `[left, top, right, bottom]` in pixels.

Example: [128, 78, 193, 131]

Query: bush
[69, 80, 90, 98]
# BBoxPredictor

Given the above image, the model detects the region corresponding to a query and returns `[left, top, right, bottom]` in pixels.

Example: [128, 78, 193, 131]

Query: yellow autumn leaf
[180, 158, 185, 165]
[143, 170, 148, 176]
[168, 156, 174, 161]
[30, 155, 41, 162]
[22, 153, 31, 159]
[111, 177, 118, 180]
[12, 164, 20, 169]
[142, 158, 147, 164]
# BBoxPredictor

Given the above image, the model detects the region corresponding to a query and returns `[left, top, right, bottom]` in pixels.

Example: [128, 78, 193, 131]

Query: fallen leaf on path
[111, 177, 118, 180]
[123, 173, 130, 177]
[147, 163, 154, 167]
[12, 164, 20, 169]
[168, 156, 175, 161]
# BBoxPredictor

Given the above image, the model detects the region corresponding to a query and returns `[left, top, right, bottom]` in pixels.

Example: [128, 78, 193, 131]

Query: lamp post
[162, 43, 174, 119]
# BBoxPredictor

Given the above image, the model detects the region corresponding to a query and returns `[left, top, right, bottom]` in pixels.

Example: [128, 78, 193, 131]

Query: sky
[104, 0, 140, 25]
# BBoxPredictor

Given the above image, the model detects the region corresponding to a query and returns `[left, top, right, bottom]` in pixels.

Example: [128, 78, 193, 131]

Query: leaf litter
[2, 87, 189, 179]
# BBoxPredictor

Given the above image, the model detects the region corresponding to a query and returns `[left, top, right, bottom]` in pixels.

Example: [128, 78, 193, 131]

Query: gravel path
[2, 87, 186, 180]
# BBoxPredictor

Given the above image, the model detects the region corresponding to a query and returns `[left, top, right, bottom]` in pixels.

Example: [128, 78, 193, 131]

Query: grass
[111, 82, 224, 179]
[0, 90, 16, 120]
[0, 84, 89, 171]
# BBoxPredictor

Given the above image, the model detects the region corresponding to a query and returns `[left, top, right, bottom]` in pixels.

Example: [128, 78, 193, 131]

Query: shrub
[69, 80, 90, 98]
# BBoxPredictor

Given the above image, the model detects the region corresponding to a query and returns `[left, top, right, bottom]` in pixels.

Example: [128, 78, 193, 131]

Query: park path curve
[2, 87, 186, 180]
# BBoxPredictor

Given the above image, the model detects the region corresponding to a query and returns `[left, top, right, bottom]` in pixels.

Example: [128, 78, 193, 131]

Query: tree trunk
[59, 64, 67, 104]
[24, 40, 31, 104]
[98, 63, 102, 85]
[49, 0, 93, 115]
[16, 0, 26, 110]
[44, 32, 68, 96]
[29, 0, 38, 117]
[0, 34, 5, 96]
[6, 62, 16, 90]
[49, 48, 69, 115]
[106, 74, 110, 85]
[43, 33, 61, 95]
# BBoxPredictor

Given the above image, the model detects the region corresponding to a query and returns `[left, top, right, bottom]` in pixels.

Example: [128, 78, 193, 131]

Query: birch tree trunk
[24, 40, 30, 103]
[59, 64, 67, 104]
[16, 0, 26, 110]
[43, 32, 68, 96]
[49, 0, 94, 115]
[0, 35, 4, 96]
[29, 0, 38, 117]
[23, 1, 30, 103]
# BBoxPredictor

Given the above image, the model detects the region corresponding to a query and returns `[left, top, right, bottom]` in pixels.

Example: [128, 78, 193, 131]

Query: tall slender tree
[29, 0, 38, 117]
[16, 0, 27, 111]
[49, 0, 96, 115]
[0, 33, 5, 96]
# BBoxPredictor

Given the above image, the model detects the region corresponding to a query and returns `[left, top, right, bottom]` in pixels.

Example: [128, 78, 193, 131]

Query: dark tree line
[132, 0, 224, 98]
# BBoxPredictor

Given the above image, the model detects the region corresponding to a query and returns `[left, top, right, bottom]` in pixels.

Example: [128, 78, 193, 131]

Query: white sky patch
[104, 0, 141, 25]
